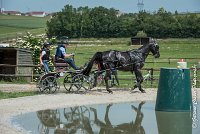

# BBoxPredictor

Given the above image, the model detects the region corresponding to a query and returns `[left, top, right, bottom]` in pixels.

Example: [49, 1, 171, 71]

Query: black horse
[82, 39, 160, 93]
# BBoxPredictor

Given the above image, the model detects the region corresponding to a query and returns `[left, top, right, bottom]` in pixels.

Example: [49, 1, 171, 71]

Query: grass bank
[0, 91, 38, 100]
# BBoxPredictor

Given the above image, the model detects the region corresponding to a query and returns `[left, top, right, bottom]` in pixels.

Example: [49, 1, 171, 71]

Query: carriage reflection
[37, 102, 146, 134]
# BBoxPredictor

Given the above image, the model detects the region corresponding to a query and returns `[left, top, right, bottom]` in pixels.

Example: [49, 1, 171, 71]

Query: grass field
[0, 14, 49, 41]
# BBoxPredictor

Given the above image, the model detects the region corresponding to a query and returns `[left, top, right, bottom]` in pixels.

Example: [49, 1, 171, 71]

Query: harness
[96, 50, 128, 73]
[97, 50, 146, 73]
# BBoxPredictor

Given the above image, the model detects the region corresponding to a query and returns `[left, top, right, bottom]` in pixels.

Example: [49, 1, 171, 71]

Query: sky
[1, 0, 200, 13]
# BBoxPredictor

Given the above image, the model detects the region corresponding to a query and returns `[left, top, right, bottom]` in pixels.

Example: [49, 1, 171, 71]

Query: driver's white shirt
[41, 51, 46, 56]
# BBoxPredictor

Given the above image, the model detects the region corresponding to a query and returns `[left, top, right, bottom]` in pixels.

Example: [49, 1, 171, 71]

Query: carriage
[36, 58, 93, 94]
[37, 39, 160, 94]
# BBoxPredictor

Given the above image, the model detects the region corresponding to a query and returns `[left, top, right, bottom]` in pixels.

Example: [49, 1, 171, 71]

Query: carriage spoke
[41, 76, 59, 93]
[63, 73, 73, 92]
[70, 74, 91, 93]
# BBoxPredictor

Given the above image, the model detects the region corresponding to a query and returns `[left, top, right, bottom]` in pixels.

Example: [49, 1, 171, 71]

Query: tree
[46, 5, 200, 38]
[47, 5, 79, 38]
[89, 6, 119, 37]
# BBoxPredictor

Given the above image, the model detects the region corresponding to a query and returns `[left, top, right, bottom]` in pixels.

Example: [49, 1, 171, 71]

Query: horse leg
[112, 70, 119, 86]
[104, 70, 113, 93]
[93, 71, 101, 88]
[133, 69, 146, 93]
[104, 104, 112, 126]
[90, 107, 105, 127]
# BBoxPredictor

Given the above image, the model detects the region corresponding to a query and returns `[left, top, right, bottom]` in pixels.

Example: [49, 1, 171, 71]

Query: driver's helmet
[61, 40, 69, 45]
[57, 36, 69, 44]
[43, 42, 51, 48]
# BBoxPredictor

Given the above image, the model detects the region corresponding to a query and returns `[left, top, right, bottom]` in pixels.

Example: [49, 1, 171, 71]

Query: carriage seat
[52, 57, 69, 68]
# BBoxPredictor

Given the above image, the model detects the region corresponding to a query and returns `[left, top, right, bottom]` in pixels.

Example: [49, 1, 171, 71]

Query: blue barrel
[155, 68, 192, 111]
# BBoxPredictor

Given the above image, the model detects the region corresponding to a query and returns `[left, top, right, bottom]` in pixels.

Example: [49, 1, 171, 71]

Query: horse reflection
[90, 101, 146, 134]
[90, 104, 114, 133]
[115, 101, 145, 134]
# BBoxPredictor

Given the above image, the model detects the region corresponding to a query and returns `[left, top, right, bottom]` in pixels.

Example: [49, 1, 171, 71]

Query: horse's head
[149, 39, 160, 58]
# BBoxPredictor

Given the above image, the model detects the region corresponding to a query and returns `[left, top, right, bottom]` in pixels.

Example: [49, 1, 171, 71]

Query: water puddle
[11, 101, 200, 134]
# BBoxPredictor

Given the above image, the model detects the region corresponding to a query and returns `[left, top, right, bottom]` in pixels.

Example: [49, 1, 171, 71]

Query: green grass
[0, 91, 38, 100]
[0, 26, 28, 34]
[0, 14, 49, 28]
[0, 14, 50, 41]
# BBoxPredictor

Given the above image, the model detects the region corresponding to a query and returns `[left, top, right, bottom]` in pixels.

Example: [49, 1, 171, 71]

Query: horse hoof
[109, 91, 113, 94]
[131, 87, 136, 90]
[141, 90, 146, 93]
[107, 90, 113, 94]
[131, 85, 137, 90]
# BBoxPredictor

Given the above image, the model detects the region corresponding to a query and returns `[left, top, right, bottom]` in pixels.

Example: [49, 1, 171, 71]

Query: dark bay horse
[82, 39, 160, 93]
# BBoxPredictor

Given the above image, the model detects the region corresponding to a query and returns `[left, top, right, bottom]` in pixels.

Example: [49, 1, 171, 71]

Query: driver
[55, 40, 80, 70]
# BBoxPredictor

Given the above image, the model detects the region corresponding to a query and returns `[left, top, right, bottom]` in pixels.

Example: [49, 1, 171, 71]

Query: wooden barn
[0, 47, 33, 82]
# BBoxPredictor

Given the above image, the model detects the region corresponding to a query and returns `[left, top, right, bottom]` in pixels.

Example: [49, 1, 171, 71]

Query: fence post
[150, 68, 153, 87]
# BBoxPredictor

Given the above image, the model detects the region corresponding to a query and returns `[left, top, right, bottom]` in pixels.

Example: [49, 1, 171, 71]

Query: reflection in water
[36, 102, 145, 134]
[156, 111, 192, 134]
[37, 109, 60, 133]
[11, 101, 198, 134]
[90, 101, 145, 134]
[37, 106, 92, 134]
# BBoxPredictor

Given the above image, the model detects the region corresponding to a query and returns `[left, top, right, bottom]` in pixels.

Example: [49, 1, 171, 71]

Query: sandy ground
[0, 84, 199, 134]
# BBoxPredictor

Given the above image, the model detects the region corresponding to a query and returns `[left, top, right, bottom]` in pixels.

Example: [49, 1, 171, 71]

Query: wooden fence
[0, 58, 200, 87]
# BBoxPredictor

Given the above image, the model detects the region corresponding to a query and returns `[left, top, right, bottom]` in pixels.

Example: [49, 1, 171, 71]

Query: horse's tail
[82, 52, 102, 76]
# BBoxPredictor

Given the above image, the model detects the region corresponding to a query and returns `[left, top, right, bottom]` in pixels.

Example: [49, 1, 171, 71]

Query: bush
[135, 31, 147, 37]
[15, 32, 56, 80]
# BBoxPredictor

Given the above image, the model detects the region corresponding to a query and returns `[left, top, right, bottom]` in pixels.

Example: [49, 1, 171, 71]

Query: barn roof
[0, 47, 32, 53]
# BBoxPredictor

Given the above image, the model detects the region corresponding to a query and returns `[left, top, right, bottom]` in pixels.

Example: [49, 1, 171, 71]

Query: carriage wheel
[87, 73, 95, 88]
[36, 79, 43, 92]
[71, 74, 91, 93]
[42, 76, 59, 93]
[64, 106, 90, 121]
[36, 76, 45, 93]
[43, 87, 50, 94]
[36, 73, 53, 93]
[36, 75, 46, 92]
[63, 73, 73, 92]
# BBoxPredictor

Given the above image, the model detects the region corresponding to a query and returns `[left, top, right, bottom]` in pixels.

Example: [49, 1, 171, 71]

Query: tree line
[46, 5, 200, 38]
